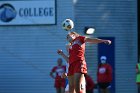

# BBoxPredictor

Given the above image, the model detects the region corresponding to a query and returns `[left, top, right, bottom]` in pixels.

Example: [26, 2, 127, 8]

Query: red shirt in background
[51, 65, 66, 78]
[51, 65, 66, 88]
[97, 63, 112, 83]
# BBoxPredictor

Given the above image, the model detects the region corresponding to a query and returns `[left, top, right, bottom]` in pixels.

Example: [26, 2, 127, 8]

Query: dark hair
[67, 31, 80, 39]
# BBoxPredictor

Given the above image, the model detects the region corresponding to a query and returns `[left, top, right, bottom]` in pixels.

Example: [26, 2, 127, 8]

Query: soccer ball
[62, 19, 74, 31]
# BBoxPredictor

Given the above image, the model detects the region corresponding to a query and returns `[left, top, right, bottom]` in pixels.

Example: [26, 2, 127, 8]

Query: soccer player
[50, 58, 66, 93]
[57, 32, 111, 93]
[97, 56, 113, 93]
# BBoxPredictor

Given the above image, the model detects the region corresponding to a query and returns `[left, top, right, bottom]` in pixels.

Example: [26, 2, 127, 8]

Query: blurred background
[0, 0, 138, 93]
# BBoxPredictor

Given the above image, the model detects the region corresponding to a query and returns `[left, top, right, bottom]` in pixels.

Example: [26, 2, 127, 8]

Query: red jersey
[51, 65, 66, 78]
[97, 64, 112, 83]
[51, 65, 66, 88]
[69, 36, 86, 64]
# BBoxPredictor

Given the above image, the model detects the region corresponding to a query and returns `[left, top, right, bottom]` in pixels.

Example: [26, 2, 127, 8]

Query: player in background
[97, 56, 113, 93]
[50, 58, 66, 93]
[58, 31, 111, 93]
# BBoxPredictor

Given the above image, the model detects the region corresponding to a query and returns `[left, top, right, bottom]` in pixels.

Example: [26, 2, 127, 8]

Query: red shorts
[68, 61, 87, 76]
[55, 77, 65, 88]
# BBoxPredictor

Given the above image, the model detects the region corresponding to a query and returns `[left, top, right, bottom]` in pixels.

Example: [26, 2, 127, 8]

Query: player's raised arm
[85, 37, 111, 45]
[57, 49, 69, 62]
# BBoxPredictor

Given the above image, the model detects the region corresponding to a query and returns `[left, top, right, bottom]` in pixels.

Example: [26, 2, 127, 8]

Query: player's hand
[104, 40, 111, 45]
[57, 49, 63, 55]
[61, 73, 67, 78]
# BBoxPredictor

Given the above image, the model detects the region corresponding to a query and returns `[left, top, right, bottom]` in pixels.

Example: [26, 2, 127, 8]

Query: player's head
[66, 31, 79, 43]
[57, 58, 63, 66]
[100, 56, 107, 64]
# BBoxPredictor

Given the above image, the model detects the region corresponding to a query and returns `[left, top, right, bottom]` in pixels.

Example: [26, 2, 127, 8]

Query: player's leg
[98, 83, 103, 93]
[60, 87, 65, 93]
[104, 83, 111, 93]
[80, 75, 86, 93]
[56, 88, 61, 93]
[98, 82, 110, 93]
[67, 62, 75, 93]
[55, 81, 60, 93]
[68, 75, 75, 93]
[100, 89, 105, 93]
[74, 61, 87, 93]
[104, 88, 110, 93]
[104, 85, 111, 93]
[74, 73, 86, 93]
[55, 80, 62, 93]
[60, 78, 66, 93]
